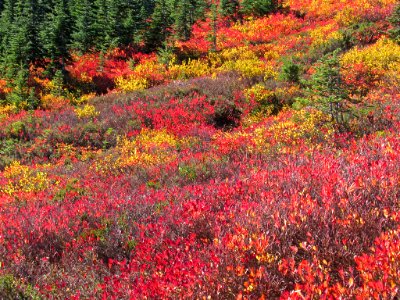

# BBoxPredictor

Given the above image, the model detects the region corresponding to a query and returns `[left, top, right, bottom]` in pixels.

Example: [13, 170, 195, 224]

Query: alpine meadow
[0, 0, 400, 298]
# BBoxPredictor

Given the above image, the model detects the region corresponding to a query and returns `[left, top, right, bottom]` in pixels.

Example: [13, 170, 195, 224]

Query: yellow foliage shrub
[248, 109, 334, 153]
[0, 104, 17, 121]
[341, 38, 400, 71]
[168, 59, 211, 80]
[208, 52, 223, 69]
[309, 23, 342, 48]
[75, 104, 100, 119]
[269, 109, 334, 145]
[133, 59, 165, 78]
[219, 46, 259, 61]
[41, 94, 68, 110]
[115, 76, 149, 92]
[244, 84, 274, 103]
[214, 46, 258, 63]
[287, 0, 395, 20]
[334, 7, 361, 26]
[135, 128, 179, 148]
[116, 58, 166, 92]
[209, 47, 256, 70]
[264, 50, 280, 61]
[214, 47, 277, 79]
[1, 161, 49, 195]
[116, 141, 160, 167]
[221, 59, 266, 78]
[94, 129, 199, 175]
[74, 93, 96, 105]
[114, 129, 181, 169]
[264, 63, 278, 80]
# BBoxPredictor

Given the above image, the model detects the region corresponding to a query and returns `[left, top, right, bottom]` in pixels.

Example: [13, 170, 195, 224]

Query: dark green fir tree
[145, 0, 173, 50]
[70, 0, 96, 53]
[40, 0, 72, 75]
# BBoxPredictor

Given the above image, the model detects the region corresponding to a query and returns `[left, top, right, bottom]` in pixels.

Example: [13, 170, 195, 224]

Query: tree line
[0, 0, 280, 107]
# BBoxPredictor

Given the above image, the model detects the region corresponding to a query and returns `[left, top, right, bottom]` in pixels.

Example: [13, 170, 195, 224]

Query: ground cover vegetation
[0, 0, 400, 298]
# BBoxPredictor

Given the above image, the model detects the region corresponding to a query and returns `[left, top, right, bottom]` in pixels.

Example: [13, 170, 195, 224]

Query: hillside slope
[0, 0, 400, 298]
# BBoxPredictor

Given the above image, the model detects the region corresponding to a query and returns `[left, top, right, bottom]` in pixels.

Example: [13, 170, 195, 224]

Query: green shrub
[280, 59, 301, 83]
[0, 274, 40, 300]
[7, 121, 26, 139]
[388, 3, 400, 44]
[179, 164, 198, 181]
[308, 49, 349, 127]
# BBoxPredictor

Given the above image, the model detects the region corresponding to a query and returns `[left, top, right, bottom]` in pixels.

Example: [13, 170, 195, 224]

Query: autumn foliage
[0, 0, 400, 298]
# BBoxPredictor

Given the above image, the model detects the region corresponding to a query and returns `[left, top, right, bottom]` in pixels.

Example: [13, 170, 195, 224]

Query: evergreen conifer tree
[0, 0, 42, 103]
[93, 0, 108, 51]
[240, 0, 276, 17]
[6, 0, 40, 67]
[220, 0, 240, 21]
[0, 0, 16, 66]
[173, 0, 206, 41]
[145, 0, 173, 49]
[70, 0, 96, 53]
[40, 0, 71, 75]
[310, 50, 349, 125]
